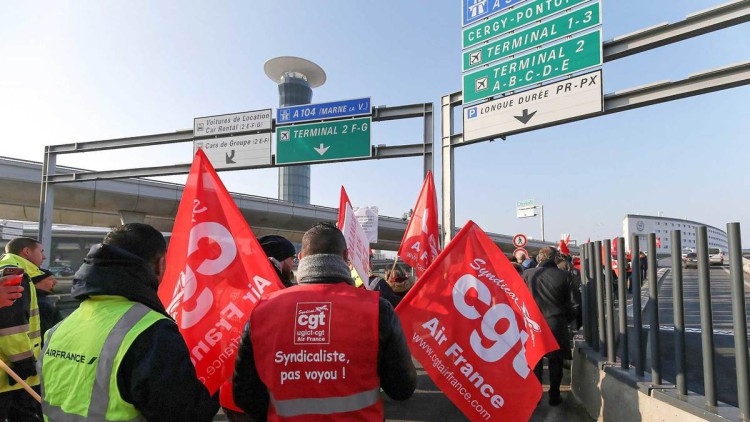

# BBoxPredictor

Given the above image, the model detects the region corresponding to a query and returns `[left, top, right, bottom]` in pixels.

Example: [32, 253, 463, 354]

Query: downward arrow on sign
[314, 144, 330, 156]
[226, 150, 236, 164]
[514, 109, 537, 125]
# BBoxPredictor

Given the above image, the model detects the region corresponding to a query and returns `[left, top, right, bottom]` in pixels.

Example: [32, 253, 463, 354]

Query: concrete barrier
[571, 343, 739, 421]
[743, 257, 750, 275]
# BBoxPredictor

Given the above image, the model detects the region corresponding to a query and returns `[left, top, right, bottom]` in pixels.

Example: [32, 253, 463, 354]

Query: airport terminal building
[623, 214, 728, 254]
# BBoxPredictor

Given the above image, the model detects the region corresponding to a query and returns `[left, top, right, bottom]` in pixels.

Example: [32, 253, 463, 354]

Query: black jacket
[523, 261, 581, 356]
[68, 244, 219, 421]
[232, 278, 417, 421]
[368, 275, 401, 308]
[36, 290, 63, 340]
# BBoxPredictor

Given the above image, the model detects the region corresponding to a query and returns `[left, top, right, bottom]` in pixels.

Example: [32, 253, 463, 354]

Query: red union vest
[250, 283, 381, 421]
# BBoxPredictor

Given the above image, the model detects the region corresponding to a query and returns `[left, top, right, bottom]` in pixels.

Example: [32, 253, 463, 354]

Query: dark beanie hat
[32, 268, 54, 284]
[259, 235, 296, 262]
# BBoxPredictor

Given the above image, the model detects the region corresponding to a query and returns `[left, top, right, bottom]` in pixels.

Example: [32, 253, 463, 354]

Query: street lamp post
[539, 205, 545, 242]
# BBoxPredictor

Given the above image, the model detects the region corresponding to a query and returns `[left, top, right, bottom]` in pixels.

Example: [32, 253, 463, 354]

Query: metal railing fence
[579, 222, 748, 420]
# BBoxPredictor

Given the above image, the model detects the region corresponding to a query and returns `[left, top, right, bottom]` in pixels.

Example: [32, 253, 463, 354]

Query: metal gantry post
[423, 103, 434, 177]
[728, 222, 750, 419]
[671, 230, 687, 398]
[647, 233, 661, 385]
[594, 241, 605, 353]
[630, 235, 644, 377]
[696, 226, 717, 410]
[617, 238, 629, 369]
[37, 146, 56, 268]
[440, 94, 456, 246]
[604, 240, 616, 363]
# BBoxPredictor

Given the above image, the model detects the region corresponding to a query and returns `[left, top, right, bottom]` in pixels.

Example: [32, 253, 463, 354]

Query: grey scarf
[295, 254, 354, 285]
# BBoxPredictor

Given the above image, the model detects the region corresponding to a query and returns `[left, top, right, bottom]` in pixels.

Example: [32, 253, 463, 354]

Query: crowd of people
[0, 223, 417, 421]
[1, 222, 586, 420]
[512, 247, 582, 407]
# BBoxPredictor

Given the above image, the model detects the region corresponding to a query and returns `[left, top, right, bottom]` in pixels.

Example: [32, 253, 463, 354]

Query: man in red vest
[232, 222, 416, 420]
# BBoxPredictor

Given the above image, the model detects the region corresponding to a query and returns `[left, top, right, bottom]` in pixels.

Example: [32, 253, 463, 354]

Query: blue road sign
[276, 97, 371, 125]
[462, 0, 526, 27]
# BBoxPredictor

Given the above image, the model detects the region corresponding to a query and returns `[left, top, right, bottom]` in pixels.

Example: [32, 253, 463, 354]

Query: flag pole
[389, 256, 400, 278]
[0, 359, 41, 403]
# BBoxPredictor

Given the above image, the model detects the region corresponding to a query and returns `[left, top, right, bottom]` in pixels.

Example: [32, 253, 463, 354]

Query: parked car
[682, 253, 698, 269]
[708, 248, 725, 266]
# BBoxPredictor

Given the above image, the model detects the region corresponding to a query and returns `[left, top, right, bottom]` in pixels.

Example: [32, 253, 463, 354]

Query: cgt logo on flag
[295, 302, 332, 345]
[396, 221, 558, 421]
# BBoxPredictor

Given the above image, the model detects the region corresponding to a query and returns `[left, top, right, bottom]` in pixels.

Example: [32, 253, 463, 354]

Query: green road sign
[463, 2, 600, 72]
[462, 0, 588, 49]
[463, 30, 602, 104]
[276, 117, 371, 165]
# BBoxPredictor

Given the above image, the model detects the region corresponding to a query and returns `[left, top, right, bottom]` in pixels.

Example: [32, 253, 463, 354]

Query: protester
[385, 267, 415, 299]
[522, 254, 538, 271]
[556, 259, 583, 330]
[39, 223, 218, 421]
[522, 247, 581, 406]
[30, 269, 63, 339]
[233, 222, 416, 420]
[0, 237, 44, 421]
[366, 256, 401, 308]
[221, 234, 299, 422]
[639, 251, 648, 283]
[259, 235, 297, 288]
[0, 282, 24, 308]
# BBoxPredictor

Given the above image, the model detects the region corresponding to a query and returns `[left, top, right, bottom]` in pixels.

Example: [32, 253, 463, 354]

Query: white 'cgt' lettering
[452, 274, 530, 378]
[168, 222, 236, 329]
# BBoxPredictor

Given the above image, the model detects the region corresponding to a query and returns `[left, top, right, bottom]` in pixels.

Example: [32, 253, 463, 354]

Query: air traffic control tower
[264, 56, 326, 204]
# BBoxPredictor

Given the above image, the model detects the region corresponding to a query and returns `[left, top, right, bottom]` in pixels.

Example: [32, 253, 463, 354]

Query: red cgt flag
[397, 171, 440, 276]
[158, 149, 284, 393]
[396, 221, 558, 421]
[558, 239, 570, 256]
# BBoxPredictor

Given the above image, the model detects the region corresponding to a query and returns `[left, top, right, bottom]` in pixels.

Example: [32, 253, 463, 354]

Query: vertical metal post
[671, 230, 687, 398]
[440, 94, 456, 246]
[631, 234, 644, 377]
[617, 237, 629, 369]
[581, 243, 591, 345]
[697, 226, 717, 410]
[37, 146, 56, 268]
[594, 241, 604, 353]
[588, 243, 597, 348]
[604, 240, 616, 362]
[540, 205, 545, 242]
[648, 233, 662, 385]
[423, 103, 434, 177]
[728, 223, 750, 419]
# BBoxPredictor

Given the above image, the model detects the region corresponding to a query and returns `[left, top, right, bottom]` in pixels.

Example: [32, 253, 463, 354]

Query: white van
[708, 248, 725, 265]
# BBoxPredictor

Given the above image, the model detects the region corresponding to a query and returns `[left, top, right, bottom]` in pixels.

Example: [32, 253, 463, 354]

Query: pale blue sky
[1, 1, 748, 245]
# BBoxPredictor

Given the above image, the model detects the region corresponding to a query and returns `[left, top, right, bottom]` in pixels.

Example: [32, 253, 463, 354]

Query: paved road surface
[650, 263, 748, 407]
[608, 262, 748, 408]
